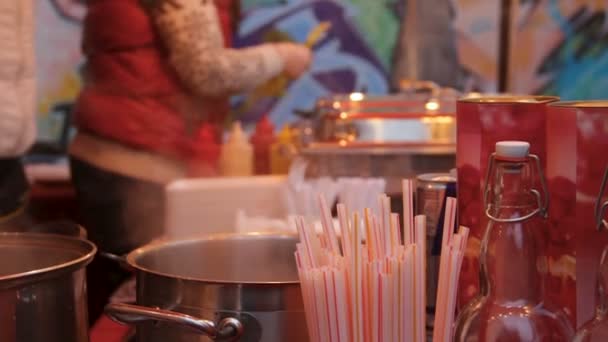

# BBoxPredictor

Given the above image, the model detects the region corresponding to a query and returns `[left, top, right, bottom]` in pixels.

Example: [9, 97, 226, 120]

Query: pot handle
[105, 303, 243, 341]
[99, 252, 134, 272]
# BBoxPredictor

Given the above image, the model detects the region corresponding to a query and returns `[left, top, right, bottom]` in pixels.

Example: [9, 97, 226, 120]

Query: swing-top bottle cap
[495, 141, 530, 159]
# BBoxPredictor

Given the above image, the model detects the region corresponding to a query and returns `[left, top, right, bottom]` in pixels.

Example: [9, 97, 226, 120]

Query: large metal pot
[0, 232, 96, 342]
[106, 232, 307, 341]
[0, 219, 87, 238]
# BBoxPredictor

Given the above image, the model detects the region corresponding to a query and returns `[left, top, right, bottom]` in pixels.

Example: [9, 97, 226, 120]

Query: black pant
[70, 157, 166, 325]
[69, 158, 165, 255]
[0, 158, 28, 217]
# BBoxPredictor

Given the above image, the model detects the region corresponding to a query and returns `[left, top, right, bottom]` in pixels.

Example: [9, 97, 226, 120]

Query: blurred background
[35, 0, 608, 155]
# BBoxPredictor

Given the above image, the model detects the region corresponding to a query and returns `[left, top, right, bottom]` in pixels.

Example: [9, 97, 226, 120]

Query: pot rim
[0, 232, 97, 288]
[126, 232, 301, 285]
[458, 95, 559, 104]
[548, 100, 608, 108]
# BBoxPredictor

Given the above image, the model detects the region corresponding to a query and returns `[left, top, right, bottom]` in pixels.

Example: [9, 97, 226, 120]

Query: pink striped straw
[402, 179, 415, 246]
[442, 197, 457, 247]
[319, 194, 341, 255]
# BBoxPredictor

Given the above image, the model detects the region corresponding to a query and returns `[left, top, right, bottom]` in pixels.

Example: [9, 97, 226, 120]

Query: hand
[275, 43, 312, 78]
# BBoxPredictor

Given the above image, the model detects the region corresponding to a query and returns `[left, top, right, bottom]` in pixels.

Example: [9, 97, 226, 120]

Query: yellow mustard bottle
[270, 125, 297, 175]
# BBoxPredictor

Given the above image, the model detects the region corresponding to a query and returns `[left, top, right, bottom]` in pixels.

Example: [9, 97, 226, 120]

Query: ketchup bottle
[250, 116, 276, 175]
[190, 123, 220, 177]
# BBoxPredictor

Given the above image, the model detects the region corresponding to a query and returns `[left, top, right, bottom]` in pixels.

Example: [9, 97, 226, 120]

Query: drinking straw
[324, 269, 339, 342]
[372, 214, 384, 258]
[403, 246, 415, 341]
[363, 255, 371, 342]
[365, 209, 376, 260]
[337, 204, 352, 259]
[441, 230, 468, 342]
[372, 261, 380, 341]
[320, 194, 340, 255]
[433, 198, 468, 342]
[334, 269, 350, 342]
[295, 185, 468, 342]
[415, 215, 427, 342]
[444, 250, 463, 342]
[379, 194, 392, 257]
[442, 197, 457, 247]
[391, 259, 400, 342]
[390, 213, 401, 256]
[297, 261, 320, 342]
[296, 217, 318, 268]
[433, 255, 448, 342]
[381, 273, 391, 342]
[352, 212, 363, 342]
[458, 226, 470, 252]
[402, 179, 415, 245]
[313, 269, 330, 340]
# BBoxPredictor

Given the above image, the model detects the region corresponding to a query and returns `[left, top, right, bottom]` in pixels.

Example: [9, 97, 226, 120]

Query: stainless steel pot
[106, 232, 307, 342]
[0, 219, 87, 238]
[0, 232, 96, 342]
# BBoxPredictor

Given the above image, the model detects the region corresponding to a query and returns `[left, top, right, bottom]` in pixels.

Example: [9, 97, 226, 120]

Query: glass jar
[573, 167, 608, 341]
[454, 141, 574, 342]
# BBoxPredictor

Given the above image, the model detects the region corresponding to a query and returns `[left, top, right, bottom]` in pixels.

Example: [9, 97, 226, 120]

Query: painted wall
[509, 0, 608, 100]
[33, 0, 608, 143]
[35, 0, 84, 145]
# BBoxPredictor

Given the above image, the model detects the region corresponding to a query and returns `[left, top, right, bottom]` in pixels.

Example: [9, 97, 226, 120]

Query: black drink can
[416, 172, 457, 340]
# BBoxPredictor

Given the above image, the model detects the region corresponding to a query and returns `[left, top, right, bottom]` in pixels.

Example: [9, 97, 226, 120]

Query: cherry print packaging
[547, 101, 608, 328]
[456, 96, 562, 319]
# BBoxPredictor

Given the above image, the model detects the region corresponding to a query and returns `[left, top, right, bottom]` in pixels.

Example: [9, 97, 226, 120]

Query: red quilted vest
[74, 0, 235, 160]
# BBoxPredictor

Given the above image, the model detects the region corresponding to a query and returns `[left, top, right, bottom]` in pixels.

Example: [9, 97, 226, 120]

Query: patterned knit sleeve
[144, 0, 285, 97]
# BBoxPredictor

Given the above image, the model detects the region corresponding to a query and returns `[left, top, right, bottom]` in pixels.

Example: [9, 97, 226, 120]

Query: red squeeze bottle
[190, 123, 221, 177]
[250, 116, 276, 175]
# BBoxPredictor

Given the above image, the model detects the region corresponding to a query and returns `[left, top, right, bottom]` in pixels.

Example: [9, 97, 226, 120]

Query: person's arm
[144, 0, 308, 97]
[0, 0, 36, 157]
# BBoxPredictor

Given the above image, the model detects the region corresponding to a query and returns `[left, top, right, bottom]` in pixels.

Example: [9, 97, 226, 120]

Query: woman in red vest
[69, 0, 311, 255]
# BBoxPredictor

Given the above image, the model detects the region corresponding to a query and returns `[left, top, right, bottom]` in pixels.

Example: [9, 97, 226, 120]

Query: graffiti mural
[234, 0, 398, 127]
[509, 0, 608, 99]
[49, 0, 86, 23]
[34, 0, 608, 142]
[35, 0, 84, 146]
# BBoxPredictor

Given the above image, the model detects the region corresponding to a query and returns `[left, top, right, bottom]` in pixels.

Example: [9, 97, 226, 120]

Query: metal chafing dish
[301, 88, 458, 195]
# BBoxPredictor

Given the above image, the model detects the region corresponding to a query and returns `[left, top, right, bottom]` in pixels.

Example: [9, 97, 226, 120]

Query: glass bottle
[454, 141, 574, 342]
[573, 167, 608, 341]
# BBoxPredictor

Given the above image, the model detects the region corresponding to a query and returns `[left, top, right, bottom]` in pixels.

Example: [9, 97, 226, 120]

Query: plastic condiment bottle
[189, 123, 220, 177]
[270, 125, 297, 175]
[250, 116, 276, 175]
[454, 141, 573, 342]
[219, 121, 253, 177]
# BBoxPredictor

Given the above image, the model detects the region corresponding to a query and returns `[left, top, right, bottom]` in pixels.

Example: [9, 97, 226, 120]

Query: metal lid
[0, 233, 96, 290]
[416, 173, 456, 183]
[459, 95, 559, 104]
[302, 142, 456, 156]
[548, 100, 608, 108]
[127, 232, 301, 285]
